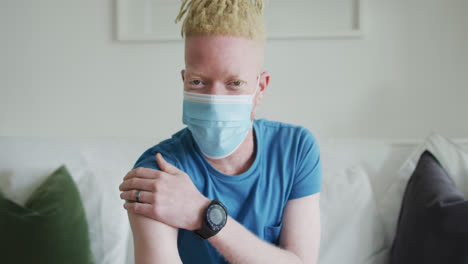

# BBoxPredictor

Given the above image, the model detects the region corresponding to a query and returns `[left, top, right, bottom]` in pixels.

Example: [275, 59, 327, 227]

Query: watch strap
[193, 223, 214, 240]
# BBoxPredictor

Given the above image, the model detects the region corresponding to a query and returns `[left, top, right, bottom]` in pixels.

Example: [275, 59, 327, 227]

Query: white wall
[1, 0, 467, 142]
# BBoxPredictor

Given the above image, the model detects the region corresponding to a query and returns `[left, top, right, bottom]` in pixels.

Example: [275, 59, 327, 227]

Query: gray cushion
[390, 150, 468, 264]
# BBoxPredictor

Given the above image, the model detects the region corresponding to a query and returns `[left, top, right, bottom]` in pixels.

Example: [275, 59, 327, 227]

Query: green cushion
[0, 165, 94, 264]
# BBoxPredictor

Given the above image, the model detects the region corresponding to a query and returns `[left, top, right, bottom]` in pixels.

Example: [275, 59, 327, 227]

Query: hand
[119, 153, 210, 231]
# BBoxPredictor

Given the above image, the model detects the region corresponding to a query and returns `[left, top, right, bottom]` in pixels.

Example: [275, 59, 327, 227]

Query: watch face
[207, 204, 227, 231]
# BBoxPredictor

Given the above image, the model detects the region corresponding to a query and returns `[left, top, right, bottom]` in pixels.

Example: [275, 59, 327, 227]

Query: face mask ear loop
[251, 74, 261, 127]
[253, 74, 261, 97]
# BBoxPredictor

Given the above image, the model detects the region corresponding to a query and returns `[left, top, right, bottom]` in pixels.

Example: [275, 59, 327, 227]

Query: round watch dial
[207, 204, 227, 231]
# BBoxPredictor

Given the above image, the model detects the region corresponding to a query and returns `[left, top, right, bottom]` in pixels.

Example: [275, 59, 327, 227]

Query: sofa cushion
[0, 137, 150, 264]
[0, 165, 95, 264]
[390, 150, 468, 264]
[319, 165, 388, 264]
[380, 132, 468, 243]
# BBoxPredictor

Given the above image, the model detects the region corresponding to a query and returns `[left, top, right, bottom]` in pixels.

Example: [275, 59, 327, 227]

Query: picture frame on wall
[116, 0, 362, 42]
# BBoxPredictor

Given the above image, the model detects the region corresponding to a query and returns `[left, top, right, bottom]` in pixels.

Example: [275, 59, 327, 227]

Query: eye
[191, 80, 202, 85]
[230, 80, 244, 87]
[188, 79, 205, 88]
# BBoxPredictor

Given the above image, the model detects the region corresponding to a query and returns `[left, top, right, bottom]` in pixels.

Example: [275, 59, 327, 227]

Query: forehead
[184, 35, 260, 78]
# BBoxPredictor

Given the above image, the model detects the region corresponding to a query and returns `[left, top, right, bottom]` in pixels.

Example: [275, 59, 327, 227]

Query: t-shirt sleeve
[288, 128, 322, 200]
[131, 147, 179, 171]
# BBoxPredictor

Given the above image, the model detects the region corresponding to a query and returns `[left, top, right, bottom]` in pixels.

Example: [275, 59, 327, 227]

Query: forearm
[208, 216, 303, 264]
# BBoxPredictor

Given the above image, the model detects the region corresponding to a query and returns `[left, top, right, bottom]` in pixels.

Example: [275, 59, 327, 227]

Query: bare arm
[208, 193, 321, 264]
[279, 193, 321, 263]
[127, 212, 182, 264]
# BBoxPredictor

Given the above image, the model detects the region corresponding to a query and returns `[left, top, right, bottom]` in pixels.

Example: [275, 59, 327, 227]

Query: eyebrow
[185, 71, 247, 82]
[185, 70, 207, 78]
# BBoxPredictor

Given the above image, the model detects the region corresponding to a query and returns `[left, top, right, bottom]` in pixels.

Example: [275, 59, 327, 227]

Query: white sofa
[1, 134, 467, 264]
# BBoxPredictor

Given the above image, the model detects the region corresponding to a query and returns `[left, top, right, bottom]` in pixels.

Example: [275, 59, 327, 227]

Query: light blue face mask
[182, 76, 260, 159]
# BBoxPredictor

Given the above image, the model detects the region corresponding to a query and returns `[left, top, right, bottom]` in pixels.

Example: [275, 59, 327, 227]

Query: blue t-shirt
[132, 119, 322, 263]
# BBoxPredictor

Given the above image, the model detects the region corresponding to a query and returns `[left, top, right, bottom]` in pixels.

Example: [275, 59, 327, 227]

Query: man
[119, 1, 322, 263]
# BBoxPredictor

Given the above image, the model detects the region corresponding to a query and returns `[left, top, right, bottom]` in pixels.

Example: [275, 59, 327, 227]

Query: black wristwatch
[194, 199, 228, 240]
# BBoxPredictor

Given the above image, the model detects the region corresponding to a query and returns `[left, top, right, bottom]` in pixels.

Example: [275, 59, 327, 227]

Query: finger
[119, 178, 155, 192]
[124, 201, 154, 219]
[124, 167, 163, 180]
[123, 170, 133, 180]
[120, 190, 154, 204]
[156, 153, 179, 174]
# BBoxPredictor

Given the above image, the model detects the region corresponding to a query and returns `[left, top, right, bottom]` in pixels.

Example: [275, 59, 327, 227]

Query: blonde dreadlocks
[175, 0, 266, 45]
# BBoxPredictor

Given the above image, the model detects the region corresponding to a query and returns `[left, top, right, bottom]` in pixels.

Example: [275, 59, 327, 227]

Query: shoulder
[255, 119, 318, 149]
[132, 128, 193, 170]
[256, 119, 322, 199]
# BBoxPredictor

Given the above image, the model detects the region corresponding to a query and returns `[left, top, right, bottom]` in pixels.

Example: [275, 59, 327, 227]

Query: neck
[205, 128, 257, 176]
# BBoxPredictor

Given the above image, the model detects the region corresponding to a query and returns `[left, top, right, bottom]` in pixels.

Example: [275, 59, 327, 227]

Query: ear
[181, 69, 185, 82]
[251, 71, 270, 121]
[255, 71, 270, 107]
